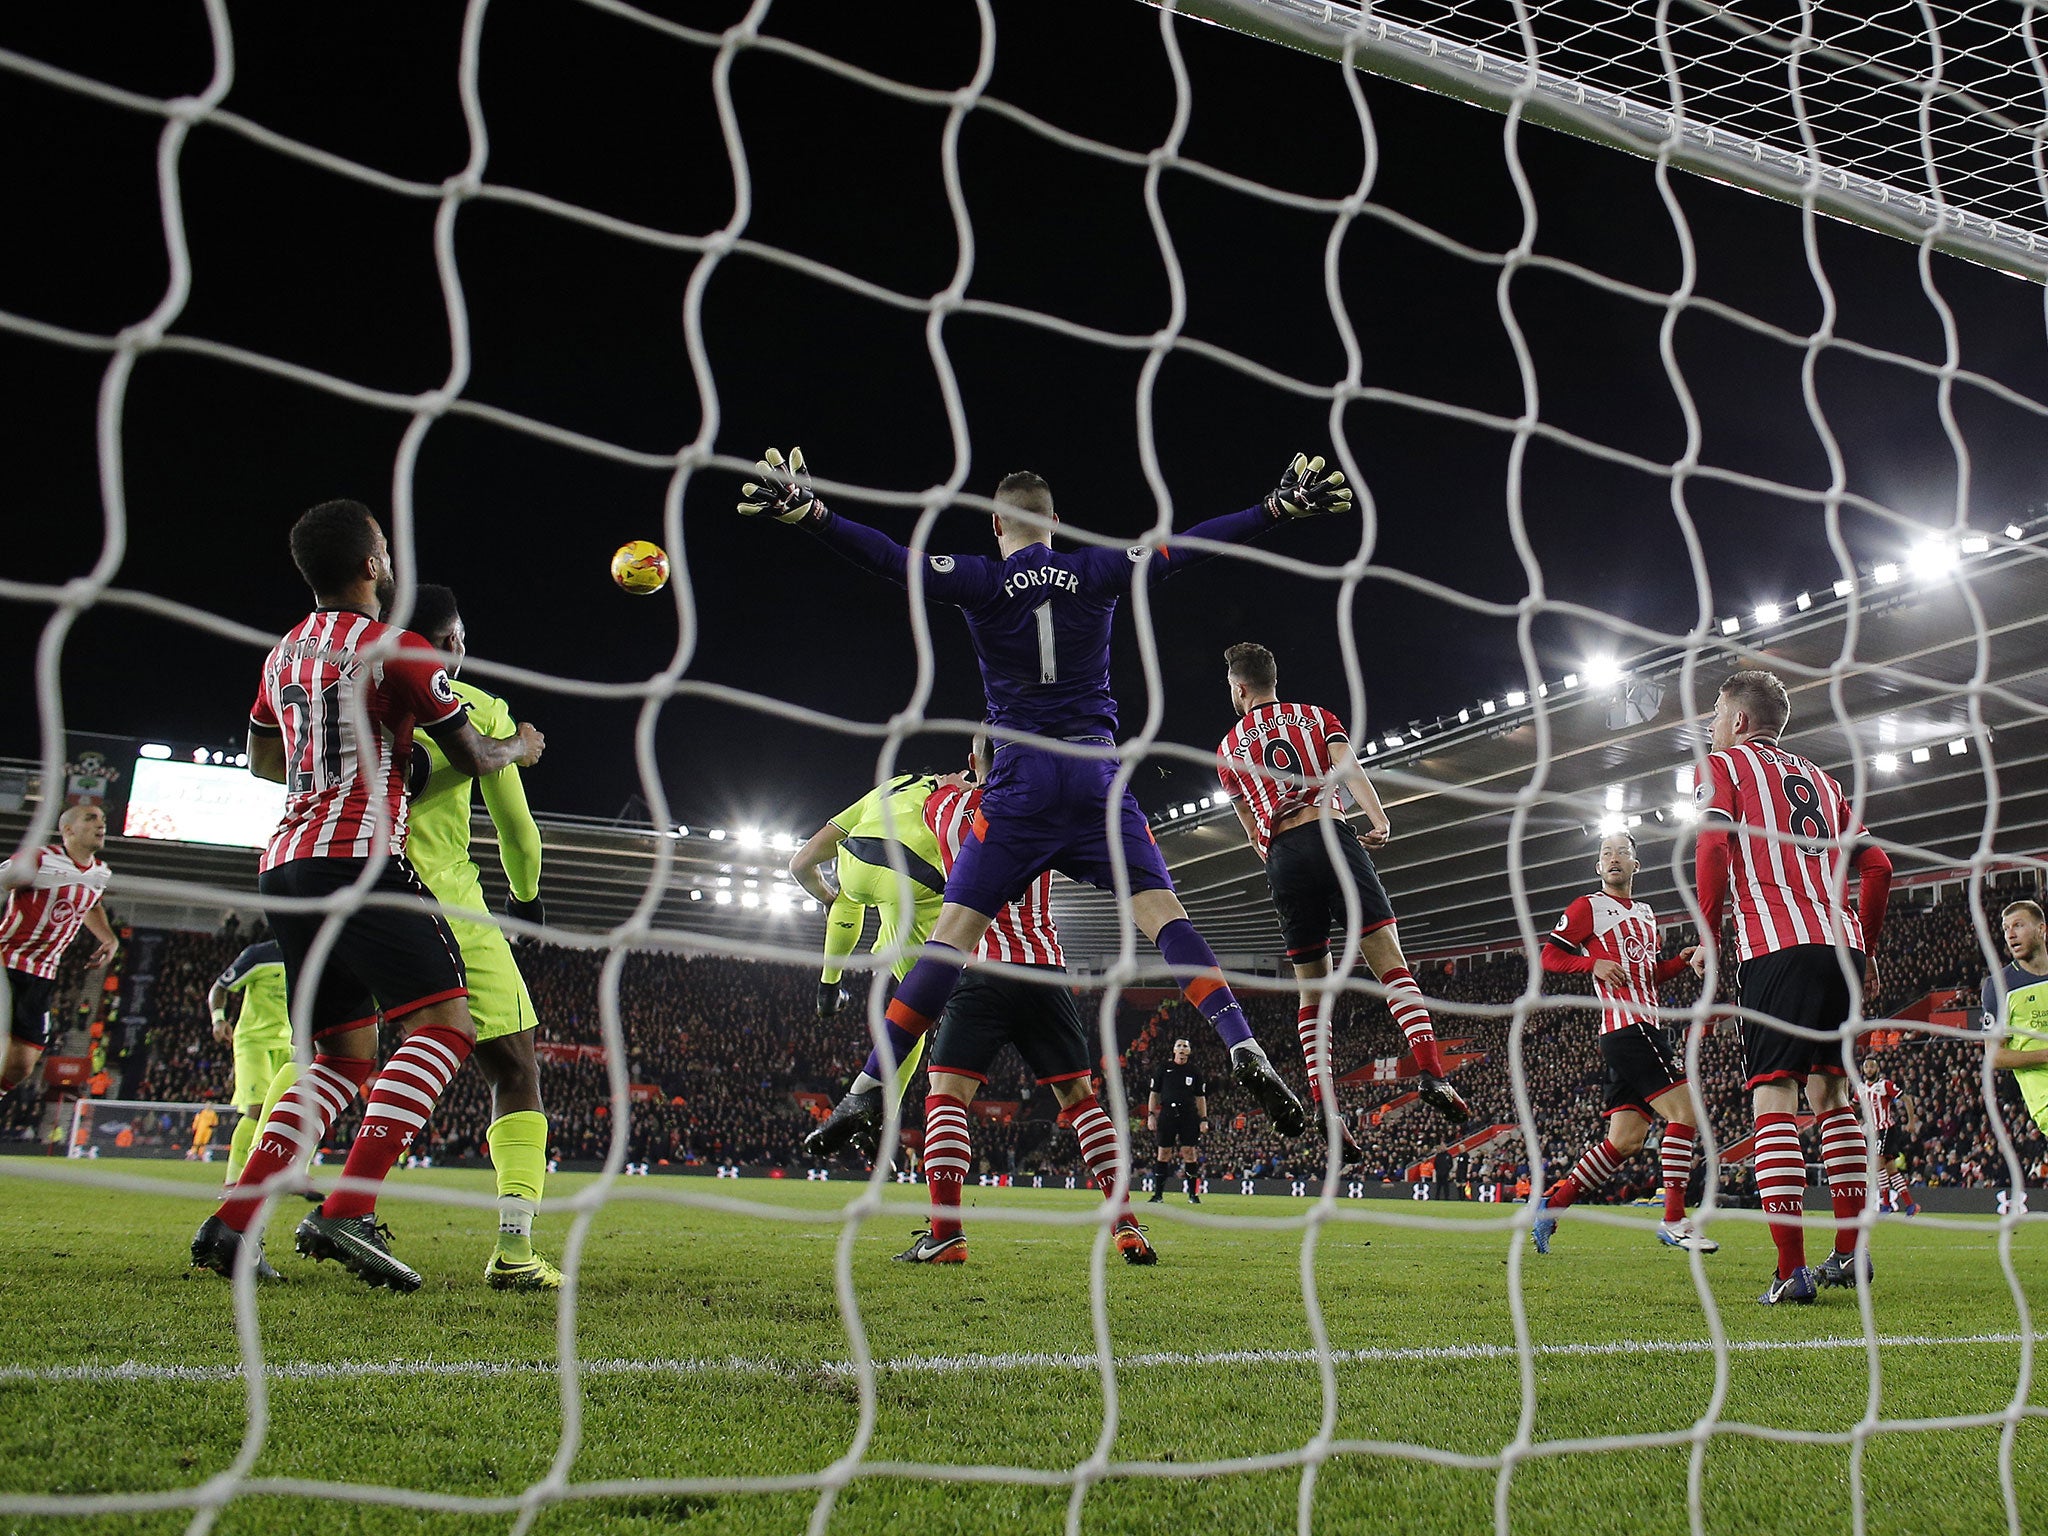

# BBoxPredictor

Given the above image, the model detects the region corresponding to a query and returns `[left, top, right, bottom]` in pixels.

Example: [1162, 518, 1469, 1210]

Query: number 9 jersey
[1696, 737, 1867, 960]
[1215, 701, 1350, 857]
[249, 609, 466, 870]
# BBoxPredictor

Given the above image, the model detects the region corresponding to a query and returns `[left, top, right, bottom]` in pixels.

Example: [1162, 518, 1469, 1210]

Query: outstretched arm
[739, 447, 997, 605]
[1101, 453, 1356, 589]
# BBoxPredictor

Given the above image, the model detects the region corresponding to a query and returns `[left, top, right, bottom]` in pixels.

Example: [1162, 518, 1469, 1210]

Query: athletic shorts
[941, 738, 1173, 918]
[258, 856, 467, 1039]
[1881, 1127, 1910, 1163]
[3, 968, 55, 1048]
[830, 851, 943, 985]
[1737, 943, 1861, 1090]
[928, 967, 1091, 1086]
[1600, 1023, 1687, 1119]
[231, 1035, 294, 1108]
[444, 911, 539, 1044]
[1156, 1104, 1202, 1147]
[1264, 818, 1397, 965]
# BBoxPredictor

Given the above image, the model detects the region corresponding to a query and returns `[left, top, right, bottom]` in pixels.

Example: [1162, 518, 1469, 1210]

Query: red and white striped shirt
[1861, 1076, 1902, 1134]
[1543, 891, 1689, 1033]
[0, 843, 111, 980]
[924, 780, 1062, 967]
[249, 610, 463, 871]
[1215, 701, 1349, 857]
[1698, 739, 1866, 960]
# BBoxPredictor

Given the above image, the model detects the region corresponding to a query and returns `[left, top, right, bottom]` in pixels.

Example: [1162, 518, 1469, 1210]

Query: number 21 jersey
[1697, 737, 1865, 960]
[248, 609, 463, 870]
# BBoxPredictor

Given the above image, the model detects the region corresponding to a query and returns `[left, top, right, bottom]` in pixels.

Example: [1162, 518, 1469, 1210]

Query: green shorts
[231, 1035, 294, 1109]
[834, 851, 942, 983]
[447, 912, 539, 1044]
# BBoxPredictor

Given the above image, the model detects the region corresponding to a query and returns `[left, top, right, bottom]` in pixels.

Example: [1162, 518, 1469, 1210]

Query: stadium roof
[6, 530, 2043, 975]
[1143, 530, 2048, 963]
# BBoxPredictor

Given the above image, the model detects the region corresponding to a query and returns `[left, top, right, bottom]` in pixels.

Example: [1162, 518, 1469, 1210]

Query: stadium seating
[7, 881, 2043, 1196]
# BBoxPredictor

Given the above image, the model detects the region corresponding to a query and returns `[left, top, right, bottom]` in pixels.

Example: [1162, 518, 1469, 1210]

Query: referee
[1146, 1038, 1208, 1203]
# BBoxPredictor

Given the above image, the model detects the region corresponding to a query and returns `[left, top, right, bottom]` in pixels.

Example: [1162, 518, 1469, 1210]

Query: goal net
[1, 0, 2045, 1531]
[66, 1098, 242, 1163]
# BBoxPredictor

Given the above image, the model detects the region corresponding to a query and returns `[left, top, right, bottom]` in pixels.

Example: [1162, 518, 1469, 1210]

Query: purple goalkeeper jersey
[807, 505, 1277, 739]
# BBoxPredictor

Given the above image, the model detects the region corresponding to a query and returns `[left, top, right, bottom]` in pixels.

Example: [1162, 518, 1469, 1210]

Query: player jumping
[790, 770, 945, 1146]
[406, 584, 560, 1292]
[1, 803, 117, 1098]
[749, 451, 1341, 1151]
[1532, 831, 1715, 1255]
[190, 500, 544, 1292]
[1215, 641, 1471, 1164]
[1690, 669, 1891, 1305]
[897, 734, 1155, 1265]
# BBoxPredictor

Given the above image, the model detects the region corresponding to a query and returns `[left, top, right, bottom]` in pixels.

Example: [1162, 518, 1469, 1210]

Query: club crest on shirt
[928, 555, 955, 573]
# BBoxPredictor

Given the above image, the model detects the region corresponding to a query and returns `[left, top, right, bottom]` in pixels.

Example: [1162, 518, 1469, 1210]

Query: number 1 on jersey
[1034, 601, 1057, 683]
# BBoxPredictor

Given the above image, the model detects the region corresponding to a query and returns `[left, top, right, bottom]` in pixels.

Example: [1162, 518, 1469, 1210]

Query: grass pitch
[1, 1162, 2044, 1536]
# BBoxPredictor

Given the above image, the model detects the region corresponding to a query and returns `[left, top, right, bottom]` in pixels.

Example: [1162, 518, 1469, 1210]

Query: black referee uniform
[1150, 1064, 1207, 1149]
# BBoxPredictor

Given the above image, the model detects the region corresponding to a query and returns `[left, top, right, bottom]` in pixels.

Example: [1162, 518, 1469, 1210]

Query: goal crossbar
[1163, 0, 2048, 282]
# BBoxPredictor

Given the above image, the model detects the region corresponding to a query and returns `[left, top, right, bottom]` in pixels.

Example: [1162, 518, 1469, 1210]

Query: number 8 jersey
[249, 609, 464, 870]
[1696, 736, 1867, 960]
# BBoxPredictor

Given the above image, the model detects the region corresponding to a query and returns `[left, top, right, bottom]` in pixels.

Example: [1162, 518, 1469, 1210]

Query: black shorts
[259, 856, 467, 1039]
[1881, 1127, 1910, 1163]
[1156, 1104, 1202, 1148]
[1265, 818, 1397, 966]
[1737, 943, 1861, 1090]
[3, 968, 55, 1048]
[1600, 1023, 1687, 1119]
[927, 967, 1091, 1086]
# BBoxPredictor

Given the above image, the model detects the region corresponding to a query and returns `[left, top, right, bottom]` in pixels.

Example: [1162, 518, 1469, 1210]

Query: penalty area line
[4, 1329, 2043, 1387]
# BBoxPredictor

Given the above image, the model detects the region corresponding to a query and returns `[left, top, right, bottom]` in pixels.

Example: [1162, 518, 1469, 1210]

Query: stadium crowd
[6, 879, 2044, 1199]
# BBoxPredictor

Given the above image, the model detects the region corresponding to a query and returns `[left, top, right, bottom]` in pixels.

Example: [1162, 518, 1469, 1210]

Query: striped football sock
[1660, 1121, 1696, 1224]
[322, 1026, 473, 1221]
[1380, 966, 1445, 1078]
[1753, 1111, 1809, 1279]
[1816, 1104, 1868, 1255]
[922, 1093, 971, 1241]
[215, 1055, 372, 1232]
[1546, 1137, 1621, 1211]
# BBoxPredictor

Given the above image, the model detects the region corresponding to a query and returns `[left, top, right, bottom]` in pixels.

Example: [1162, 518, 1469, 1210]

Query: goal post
[1160, 0, 2048, 281]
[66, 1098, 241, 1162]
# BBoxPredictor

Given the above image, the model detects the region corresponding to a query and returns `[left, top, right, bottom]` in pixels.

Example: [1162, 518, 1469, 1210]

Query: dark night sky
[5, 1, 2046, 836]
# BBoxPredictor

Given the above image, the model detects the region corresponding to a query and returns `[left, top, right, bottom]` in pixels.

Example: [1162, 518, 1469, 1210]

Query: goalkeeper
[406, 584, 558, 1293]
[744, 448, 1352, 1150]
[789, 771, 946, 1145]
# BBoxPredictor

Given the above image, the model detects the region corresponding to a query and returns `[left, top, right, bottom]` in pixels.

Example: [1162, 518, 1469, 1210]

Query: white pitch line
[3, 1330, 2041, 1388]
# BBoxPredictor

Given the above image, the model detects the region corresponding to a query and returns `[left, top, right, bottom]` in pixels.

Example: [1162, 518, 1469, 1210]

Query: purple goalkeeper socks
[863, 945, 965, 1078]
[860, 1019, 924, 1083]
[1155, 918, 1255, 1049]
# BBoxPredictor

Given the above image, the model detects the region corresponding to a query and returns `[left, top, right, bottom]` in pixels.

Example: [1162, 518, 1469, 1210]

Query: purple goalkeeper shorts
[942, 737, 1175, 916]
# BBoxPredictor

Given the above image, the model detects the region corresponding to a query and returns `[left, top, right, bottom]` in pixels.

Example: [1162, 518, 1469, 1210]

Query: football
[610, 540, 670, 595]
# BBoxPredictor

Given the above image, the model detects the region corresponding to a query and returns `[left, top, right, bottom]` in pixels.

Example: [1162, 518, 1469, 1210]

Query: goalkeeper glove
[1263, 453, 1353, 519]
[504, 893, 545, 934]
[738, 447, 825, 525]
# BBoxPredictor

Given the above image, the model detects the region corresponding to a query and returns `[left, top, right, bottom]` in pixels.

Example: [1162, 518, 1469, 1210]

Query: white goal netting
[3, 0, 2048, 1532]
